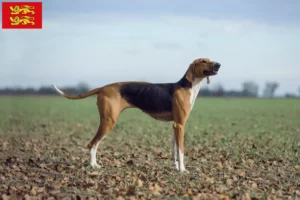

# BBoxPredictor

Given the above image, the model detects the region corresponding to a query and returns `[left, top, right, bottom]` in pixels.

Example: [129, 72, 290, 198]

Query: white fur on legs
[177, 147, 189, 173]
[90, 142, 101, 168]
[90, 137, 105, 168]
[172, 133, 179, 170]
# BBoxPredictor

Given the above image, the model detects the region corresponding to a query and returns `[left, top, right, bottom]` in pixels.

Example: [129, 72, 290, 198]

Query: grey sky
[1, 0, 300, 96]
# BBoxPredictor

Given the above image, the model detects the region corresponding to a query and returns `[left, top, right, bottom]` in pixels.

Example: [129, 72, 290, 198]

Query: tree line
[0, 81, 299, 98]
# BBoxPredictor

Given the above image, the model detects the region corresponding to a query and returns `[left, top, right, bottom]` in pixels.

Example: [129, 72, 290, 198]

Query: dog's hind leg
[88, 117, 116, 168]
[87, 95, 122, 169]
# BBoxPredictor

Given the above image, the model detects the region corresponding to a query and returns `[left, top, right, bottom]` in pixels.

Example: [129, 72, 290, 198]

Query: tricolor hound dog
[52, 58, 221, 172]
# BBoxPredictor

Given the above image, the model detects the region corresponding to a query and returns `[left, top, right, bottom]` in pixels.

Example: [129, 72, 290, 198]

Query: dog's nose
[214, 62, 221, 69]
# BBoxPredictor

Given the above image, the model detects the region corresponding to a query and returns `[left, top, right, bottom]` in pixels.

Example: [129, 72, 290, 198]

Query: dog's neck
[177, 73, 204, 89]
[177, 74, 192, 88]
[189, 78, 202, 108]
[177, 73, 203, 110]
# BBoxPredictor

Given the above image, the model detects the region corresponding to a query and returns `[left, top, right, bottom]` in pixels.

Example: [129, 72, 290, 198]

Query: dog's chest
[189, 78, 202, 111]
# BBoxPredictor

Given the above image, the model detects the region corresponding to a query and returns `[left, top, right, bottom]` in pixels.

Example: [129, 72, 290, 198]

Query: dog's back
[120, 82, 176, 113]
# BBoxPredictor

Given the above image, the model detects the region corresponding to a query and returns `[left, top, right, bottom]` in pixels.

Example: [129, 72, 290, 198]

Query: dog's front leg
[173, 122, 188, 173]
[172, 132, 179, 170]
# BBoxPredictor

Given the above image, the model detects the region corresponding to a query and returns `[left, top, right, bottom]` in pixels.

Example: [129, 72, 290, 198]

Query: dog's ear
[185, 62, 195, 83]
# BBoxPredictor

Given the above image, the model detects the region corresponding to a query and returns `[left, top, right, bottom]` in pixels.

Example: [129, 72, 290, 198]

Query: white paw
[177, 166, 189, 173]
[91, 162, 101, 169]
[180, 169, 190, 173]
[174, 162, 179, 170]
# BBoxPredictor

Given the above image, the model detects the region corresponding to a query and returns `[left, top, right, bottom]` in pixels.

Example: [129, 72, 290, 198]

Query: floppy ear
[185, 62, 195, 82]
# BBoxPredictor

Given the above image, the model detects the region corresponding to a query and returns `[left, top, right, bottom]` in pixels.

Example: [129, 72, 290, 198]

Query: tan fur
[53, 58, 220, 172]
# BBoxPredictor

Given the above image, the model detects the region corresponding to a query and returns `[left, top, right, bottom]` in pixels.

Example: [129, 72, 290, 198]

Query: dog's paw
[180, 169, 190, 173]
[174, 162, 179, 170]
[176, 166, 189, 173]
[91, 162, 101, 169]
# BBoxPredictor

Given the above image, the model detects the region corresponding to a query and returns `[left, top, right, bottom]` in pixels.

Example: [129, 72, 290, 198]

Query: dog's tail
[52, 84, 101, 100]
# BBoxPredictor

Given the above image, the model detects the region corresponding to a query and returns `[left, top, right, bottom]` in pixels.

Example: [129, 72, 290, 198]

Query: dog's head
[185, 58, 221, 83]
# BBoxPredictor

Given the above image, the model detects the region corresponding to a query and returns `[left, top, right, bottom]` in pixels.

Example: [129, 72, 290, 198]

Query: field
[0, 96, 299, 199]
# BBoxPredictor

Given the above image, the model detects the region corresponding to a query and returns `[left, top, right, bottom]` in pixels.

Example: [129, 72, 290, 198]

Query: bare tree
[213, 84, 225, 97]
[263, 82, 279, 98]
[242, 81, 259, 97]
[77, 81, 90, 93]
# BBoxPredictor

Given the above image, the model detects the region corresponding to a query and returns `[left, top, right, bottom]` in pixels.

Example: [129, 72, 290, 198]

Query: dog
[52, 58, 221, 172]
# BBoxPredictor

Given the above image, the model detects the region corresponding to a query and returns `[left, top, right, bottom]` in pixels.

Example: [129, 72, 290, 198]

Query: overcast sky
[1, 0, 300, 96]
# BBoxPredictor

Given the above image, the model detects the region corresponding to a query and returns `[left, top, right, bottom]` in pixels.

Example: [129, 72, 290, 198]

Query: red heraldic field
[2, 2, 42, 29]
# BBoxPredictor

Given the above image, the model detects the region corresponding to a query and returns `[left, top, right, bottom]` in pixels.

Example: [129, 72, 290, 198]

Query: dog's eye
[202, 60, 207, 63]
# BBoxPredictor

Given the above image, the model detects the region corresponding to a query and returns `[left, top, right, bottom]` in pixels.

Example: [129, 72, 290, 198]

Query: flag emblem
[2, 2, 42, 29]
